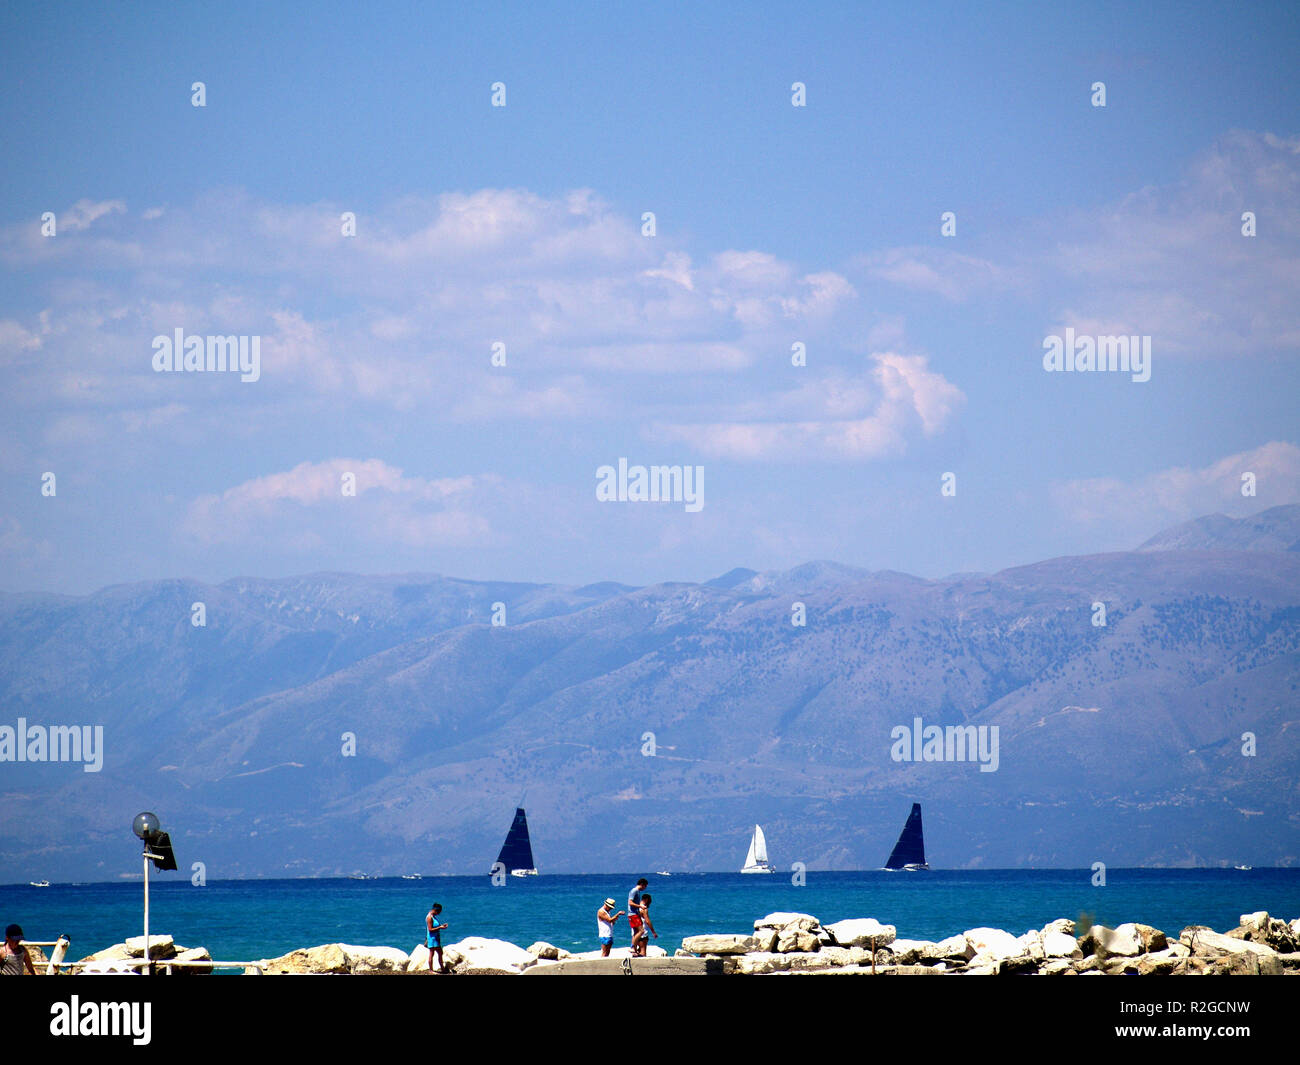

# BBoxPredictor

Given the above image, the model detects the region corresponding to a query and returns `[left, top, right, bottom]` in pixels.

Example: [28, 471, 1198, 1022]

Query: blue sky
[2, 1, 1298, 593]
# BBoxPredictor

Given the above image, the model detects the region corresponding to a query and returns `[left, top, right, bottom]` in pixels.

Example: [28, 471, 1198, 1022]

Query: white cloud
[1051, 441, 1300, 531]
[860, 131, 1300, 356]
[183, 459, 494, 549]
[652, 352, 964, 461]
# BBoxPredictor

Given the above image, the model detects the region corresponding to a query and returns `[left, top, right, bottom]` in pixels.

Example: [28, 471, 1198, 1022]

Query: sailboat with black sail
[496, 807, 538, 877]
[884, 803, 930, 871]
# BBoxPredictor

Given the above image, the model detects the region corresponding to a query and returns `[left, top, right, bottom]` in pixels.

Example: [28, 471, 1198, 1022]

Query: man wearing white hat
[596, 898, 625, 957]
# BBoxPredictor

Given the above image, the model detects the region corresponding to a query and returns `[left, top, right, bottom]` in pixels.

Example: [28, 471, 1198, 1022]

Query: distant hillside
[1138, 503, 1300, 553]
[1, 512, 1297, 881]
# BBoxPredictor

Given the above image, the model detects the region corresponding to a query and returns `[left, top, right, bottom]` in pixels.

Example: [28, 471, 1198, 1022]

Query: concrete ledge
[522, 956, 727, 976]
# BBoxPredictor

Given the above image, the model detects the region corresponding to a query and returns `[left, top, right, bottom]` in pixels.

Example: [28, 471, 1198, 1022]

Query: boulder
[963, 927, 1023, 963]
[681, 934, 756, 956]
[776, 928, 821, 953]
[1042, 931, 1083, 959]
[734, 952, 789, 975]
[753, 929, 779, 952]
[261, 943, 351, 974]
[525, 942, 571, 961]
[825, 918, 896, 948]
[1130, 924, 1168, 953]
[170, 946, 213, 976]
[1222, 952, 1284, 976]
[1039, 959, 1073, 976]
[997, 954, 1041, 975]
[444, 937, 535, 974]
[922, 934, 975, 962]
[1090, 924, 1143, 957]
[1013, 932, 1046, 962]
[124, 934, 177, 960]
[882, 964, 944, 976]
[1227, 912, 1298, 954]
[818, 945, 870, 967]
[343, 945, 409, 974]
[407, 945, 441, 972]
[890, 939, 932, 965]
[1180, 927, 1281, 962]
[755, 912, 820, 933]
[1042, 918, 1075, 937]
[1136, 950, 1178, 976]
[79, 943, 135, 964]
[785, 953, 844, 972]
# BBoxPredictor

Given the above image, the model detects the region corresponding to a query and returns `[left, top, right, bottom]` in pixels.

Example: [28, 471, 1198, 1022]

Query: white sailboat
[740, 824, 774, 874]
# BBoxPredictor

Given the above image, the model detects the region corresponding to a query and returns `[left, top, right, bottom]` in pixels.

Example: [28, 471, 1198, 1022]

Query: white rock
[682, 934, 756, 955]
[446, 937, 536, 973]
[1181, 928, 1280, 960]
[923, 934, 975, 961]
[1042, 931, 1082, 959]
[124, 934, 176, 959]
[1014, 932, 1046, 961]
[734, 952, 781, 975]
[1092, 924, 1143, 956]
[339, 944, 409, 973]
[1239, 911, 1269, 932]
[1042, 918, 1075, 937]
[525, 941, 571, 960]
[822, 945, 871, 966]
[171, 946, 213, 976]
[963, 927, 1022, 962]
[776, 928, 820, 953]
[825, 918, 896, 948]
[755, 912, 820, 932]
[786, 953, 842, 972]
[890, 939, 933, 964]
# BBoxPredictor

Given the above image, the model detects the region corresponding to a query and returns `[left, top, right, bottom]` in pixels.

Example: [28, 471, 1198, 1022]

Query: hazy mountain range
[2, 505, 1298, 881]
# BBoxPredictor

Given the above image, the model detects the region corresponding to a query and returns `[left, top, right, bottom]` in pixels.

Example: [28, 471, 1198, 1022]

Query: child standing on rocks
[425, 903, 448, 973]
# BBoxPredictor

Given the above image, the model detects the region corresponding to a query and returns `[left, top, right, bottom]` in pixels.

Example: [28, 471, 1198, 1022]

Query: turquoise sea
[3, 869, 1298, 970]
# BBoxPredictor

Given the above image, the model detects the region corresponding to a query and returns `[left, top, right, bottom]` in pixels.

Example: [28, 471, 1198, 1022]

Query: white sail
[741, 824, 773, 872]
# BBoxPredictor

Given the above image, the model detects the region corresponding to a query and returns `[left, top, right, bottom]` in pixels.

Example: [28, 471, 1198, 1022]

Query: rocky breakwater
[677, 911, 1300, 976]
[74, 934, 213, 975]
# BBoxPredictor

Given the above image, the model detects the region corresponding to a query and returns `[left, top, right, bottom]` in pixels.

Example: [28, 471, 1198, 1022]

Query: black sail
[496, 807, 536, 872]
[884, 803, 926, 869]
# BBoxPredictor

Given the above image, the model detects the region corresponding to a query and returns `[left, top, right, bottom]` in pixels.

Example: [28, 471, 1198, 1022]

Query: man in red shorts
[626, 878, 648, 955]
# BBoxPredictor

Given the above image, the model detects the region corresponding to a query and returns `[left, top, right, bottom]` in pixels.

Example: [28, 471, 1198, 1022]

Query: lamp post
[132, 812, 176, 975]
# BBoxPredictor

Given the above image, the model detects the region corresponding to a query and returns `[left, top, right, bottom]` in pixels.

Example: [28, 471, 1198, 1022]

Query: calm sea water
[3, 869, 1298, 969]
